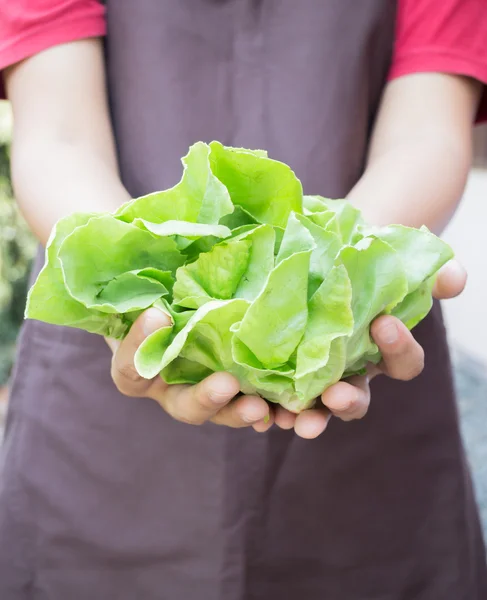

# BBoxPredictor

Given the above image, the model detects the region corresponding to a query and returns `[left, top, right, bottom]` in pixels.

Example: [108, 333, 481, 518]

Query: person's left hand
[256, 259, 467, 439]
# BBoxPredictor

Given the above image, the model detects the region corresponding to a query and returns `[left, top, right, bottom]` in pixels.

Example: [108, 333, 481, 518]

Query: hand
[276, 259, 467, 439]
[106, 259, 466, 439]
[106, 309, 272, 430]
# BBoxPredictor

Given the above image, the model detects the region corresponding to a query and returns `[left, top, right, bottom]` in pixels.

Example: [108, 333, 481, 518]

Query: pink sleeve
[389, 0, 487, 122]
[0, 0, 106, 98]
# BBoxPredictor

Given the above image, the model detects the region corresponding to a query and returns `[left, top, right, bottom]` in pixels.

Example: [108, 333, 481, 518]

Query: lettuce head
[25, 142, 453, 412]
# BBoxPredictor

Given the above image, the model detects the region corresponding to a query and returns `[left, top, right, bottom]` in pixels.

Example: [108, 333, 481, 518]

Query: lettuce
[25, 142, 453, 412]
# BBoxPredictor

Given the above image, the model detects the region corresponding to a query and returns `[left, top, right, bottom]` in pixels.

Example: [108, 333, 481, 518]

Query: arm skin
[6, 39, 130, 244]
[5, 39, 470, 438]
[348, 73, 481, 234]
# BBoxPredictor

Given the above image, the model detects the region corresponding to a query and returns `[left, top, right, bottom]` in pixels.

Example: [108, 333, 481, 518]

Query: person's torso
[105, 0, 395, 201]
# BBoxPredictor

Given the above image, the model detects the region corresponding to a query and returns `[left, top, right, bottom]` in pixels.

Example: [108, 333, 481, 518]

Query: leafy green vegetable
[143, 298, 250, 377]
[209, 141, 303, 227]
[59, 216, 184, 312]
[116, 141, 234, 225]
[295, 265, 353, 379]
[25, 141, 454, 412]
[27, 213, 129, 337]
[233, 225, 275, 301]
[339, 237, 409, 371]
[173, 239, 251, 308]
[304, 195, 363, 244]
[234, 250, 311, 369]
[134, 219, 231, 241]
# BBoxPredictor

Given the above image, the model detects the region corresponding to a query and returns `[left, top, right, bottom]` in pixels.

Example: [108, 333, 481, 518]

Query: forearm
[348, 73, 481, 234]
[11, 140, 130, 245]
[347, 134, 471, 233]
[6, 38, 129, 246]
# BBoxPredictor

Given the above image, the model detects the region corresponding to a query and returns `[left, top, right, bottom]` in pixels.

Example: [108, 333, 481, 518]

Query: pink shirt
[1, 0, 486, 118]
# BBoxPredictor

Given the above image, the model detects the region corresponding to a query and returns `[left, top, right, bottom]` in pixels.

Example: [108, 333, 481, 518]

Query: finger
[366, 363, 382, 381]
[110, 308, 172, 397]
[432, 259, 467, 299]
[252, 419, 274, 433]
[105, 336, 120, 353]
[274, 405, 297, 430]
[160, 372, 240, 425]
[294, 408, 331, 439]
[371, 316, 424, 381]
[252, 408, 276, 433]
[321, 379, 370, 421]
[211, 393, 270, 428]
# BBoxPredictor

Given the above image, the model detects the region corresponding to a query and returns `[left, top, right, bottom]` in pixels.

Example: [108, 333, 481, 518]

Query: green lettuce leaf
[277, 212, 342, 297]
[339, 237, 409, 371]
[116, 142, 234, 225]
[134, 301, 198, 380]
[173, 239, 251, 309]
[390, 277, 436, 330]
[304, 196, 363, 244]
[292, 337, 348, 412]
[234, 250, 311, 369]
[209, 141, 303, 227]
[294, 214, 342, 296]
[219, 205, 257, 230]
[233, 225, 276, 300]
[94, 269, 173, 314]
[295, 264, 353, 379]
[368, 224, 454, 292]
[134, 219, 231, 241]
[231, 336, 295, 402]
[25, 212, 129, 338]
[58, 216, 184, 313]
[276, 213, 315, 264]
[368, 224, 454, 330]
[160, 299, 250, 375]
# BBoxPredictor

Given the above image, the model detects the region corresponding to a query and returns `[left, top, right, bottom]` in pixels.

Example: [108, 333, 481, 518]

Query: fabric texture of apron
[1, 1, 486, 598]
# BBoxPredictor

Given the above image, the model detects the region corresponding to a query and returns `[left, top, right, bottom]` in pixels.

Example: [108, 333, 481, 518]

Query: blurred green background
[0, 101, 36, 385]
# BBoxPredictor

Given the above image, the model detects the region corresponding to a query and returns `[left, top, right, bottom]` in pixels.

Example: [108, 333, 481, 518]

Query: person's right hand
[105, 309, 273, 430]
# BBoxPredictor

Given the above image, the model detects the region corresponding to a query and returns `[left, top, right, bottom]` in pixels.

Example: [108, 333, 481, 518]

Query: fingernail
[444, 259, 465, 279]
[242, 413, 261, 423]
[208, 390, 234, 405]
[378, 321, 398, 344]
[241, 407, 267, 423]
[142, 308, 170, 337]
[445, 260, 468, 288]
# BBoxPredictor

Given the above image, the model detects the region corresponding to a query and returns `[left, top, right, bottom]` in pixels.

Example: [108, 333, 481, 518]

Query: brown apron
[1, 1, 486, 598]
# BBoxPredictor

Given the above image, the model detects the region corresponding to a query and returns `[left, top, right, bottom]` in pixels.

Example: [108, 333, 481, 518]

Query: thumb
[432, 259, 467, 300]
[137, 307, 173, 340]
[108, 307, 172, 397]
[105, 307, 171, 354]
[118, 307, 172, 358]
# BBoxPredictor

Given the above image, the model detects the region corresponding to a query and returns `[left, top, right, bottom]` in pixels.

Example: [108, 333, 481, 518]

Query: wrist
[346, 140, 469, 233]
